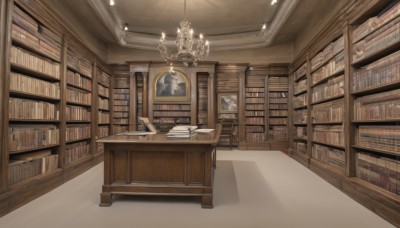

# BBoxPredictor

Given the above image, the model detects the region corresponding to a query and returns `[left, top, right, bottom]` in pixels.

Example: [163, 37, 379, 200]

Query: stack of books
[166, 125, 198, 139]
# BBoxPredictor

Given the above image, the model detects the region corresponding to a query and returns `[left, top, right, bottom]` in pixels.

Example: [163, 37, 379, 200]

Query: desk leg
[99, 192, 112, 207]
[201, 194, 213, 208]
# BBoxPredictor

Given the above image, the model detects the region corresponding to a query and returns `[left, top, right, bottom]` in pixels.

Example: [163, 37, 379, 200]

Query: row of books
[293, 109, 307, 124]
[269, 126, 288, 140]
[153, 111, 191, 117]
[268, 77, 288, 91]
[153, 117, 190, 124]
[269, 98, 288, 104]
[66, 125, 90, 142]
[313, 125, 344, 147]
[217, 73, 239, 92]
[166, 125, 199, 139]
[246, 132, 265, 142]
[312, 99, 344, 123]
[67, 70, 91, 91]
[114, 78, 129, 88]
[97, 70, 111, 87]
[269, 110, 288, 116]
[66, 105, 91, 121]
[12, 5, 39, 32]
[352, 1, 400, 44]
[11, 46, 60, 79]
[293, 94, 308, 108]
[293, 62, 307, 81]
[246, 126, 264, 132]
[312, 144, 345, 170]
[246, 104, 265, 110]
[294, 78, 307, 94]
[65, 141, 90, 165]
[98, 84, 110, 98]
[114, 94, 129, 100]
[67, 50, 92, 78]
[114, 112, 128, 118]
[66, 87, 91, 105]
[8, 150, 58, 186]
[354, 88, 400, 121]
[114, 100, 128, 106]
[113, 106, 129, 112]
[246, 74, 265, 87]
[245, 87, 264, 92]
[312, 75, 344, 103]
[269, 118, 287, 125]
[270, 103, 288, 109]
[98, 111, 110, 124]
[10, 72, 60, 99]
[245, 97, 264, 103]
[98, 97, 109, 110]
[295, 126, 307, 139]
[114, 88, 129, 94]
[356, 152, 399, 195]
[9, 125, 59, 152]
[269, 92, 287, 98]
[9, 97, 59, 120]
[311, 35, 344, 71]
[245, 92, 265, 98]
[113, 125, 129, 134]
[12, 23, 60, 61]
[353, 15, 400, 62]
[153, 104, 191, 111]
[355, 126, 400, 154]
[245, 111, 264, 116]
[246, 117, 264, 125]
[98, 126, 109, 138]
[113, 118, 128, 125]
[311, 51, 344, 85]
[352, 50, 400, 93]
[294, 141, 307, 154]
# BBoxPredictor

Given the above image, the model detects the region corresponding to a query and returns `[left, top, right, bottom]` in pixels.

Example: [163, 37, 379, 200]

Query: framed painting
[218, 93, 238, 113]
[154, 70, 190, 102]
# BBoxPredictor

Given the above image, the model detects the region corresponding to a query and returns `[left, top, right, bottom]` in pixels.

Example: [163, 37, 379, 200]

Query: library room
[0, 0, 399, 227]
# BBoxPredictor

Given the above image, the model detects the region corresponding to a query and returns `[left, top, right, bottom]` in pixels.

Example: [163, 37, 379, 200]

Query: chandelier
[158, 0, 209, 66]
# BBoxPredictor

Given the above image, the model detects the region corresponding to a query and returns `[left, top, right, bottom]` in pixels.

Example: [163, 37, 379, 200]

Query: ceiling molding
[87, 0, 299, 50]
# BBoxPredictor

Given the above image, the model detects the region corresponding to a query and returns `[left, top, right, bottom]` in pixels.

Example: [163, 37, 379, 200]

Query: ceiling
[43, 0, 343, 51]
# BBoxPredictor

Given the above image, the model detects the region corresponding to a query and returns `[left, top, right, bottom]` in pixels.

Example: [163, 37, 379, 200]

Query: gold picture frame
[218, 93, 238, 113]
[154, 70, 190, 102]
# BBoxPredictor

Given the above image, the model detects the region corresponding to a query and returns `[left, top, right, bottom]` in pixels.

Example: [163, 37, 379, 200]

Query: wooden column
[142, 72, 149, 117]
[238, 72, 246, 149]
[208, 72, 216, 128]
[305, 53, 312, 160]
[0, 0, 12, 193]
[58, 35, 68, 165]
[191, 70, 197, 125]
[91, 61, 99, 155]
[129, 72, 137, 131]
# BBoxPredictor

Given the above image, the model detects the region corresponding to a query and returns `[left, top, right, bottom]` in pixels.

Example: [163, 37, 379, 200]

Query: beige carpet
[0, 150, 394, 228]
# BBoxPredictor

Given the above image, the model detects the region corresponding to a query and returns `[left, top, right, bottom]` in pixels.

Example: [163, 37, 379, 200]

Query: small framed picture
[218, 93, 238, 113]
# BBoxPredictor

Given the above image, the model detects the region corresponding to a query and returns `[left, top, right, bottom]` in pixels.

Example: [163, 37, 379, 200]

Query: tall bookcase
[0, 0, 114, 217]
[96, 67, 112, 155]
[267, 65, 289, 152]
[112, 76, 130, 134]
[288, 0, 400, 226]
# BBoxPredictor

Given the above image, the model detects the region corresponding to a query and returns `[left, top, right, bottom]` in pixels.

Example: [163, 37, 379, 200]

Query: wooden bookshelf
[112, 75, 130, 134]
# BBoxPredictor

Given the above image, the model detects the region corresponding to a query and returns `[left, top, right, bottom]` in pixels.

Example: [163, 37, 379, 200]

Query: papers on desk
[167, 125, 198, 139]
[118, 131, 157, 136]
[195, 129, 214, 133]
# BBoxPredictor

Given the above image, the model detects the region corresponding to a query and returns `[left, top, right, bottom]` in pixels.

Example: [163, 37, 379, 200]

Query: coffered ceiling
[42, 0, 344, 51]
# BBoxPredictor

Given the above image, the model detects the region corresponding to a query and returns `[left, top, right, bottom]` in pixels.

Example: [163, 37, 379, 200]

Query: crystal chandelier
[158, 0, 209, 66]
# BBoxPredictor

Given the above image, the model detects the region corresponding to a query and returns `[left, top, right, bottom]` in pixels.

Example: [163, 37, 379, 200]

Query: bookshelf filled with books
[96, 67, 112, 155]
[267, 65, 289, 152]
[112, 76, 130, 134]
[197, 73, 208, 129]
[350, 0, 400, 200]
[0, 0, 114, 217]
[244, 66, 267, 149]
[8, 3, 62, 185]
[152, 104, 191, 132]
[288, 1, 400, 226]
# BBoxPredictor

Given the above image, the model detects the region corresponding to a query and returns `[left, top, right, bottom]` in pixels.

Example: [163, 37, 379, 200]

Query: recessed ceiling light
[110, 0, 115, 6]
[271, 0, 277, 5]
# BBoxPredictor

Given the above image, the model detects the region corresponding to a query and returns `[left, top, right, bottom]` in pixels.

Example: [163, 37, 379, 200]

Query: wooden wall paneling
[0, 0, 13, 193]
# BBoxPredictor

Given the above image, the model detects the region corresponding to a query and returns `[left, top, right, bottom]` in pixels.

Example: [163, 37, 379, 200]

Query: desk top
[98, 124, 221, 144]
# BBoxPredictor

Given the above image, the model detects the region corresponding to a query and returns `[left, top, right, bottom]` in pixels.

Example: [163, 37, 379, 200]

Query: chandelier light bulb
[262, 23, 267, 30]
[206, 40, 209, 46]
[199, 34, 203, 39]
[161, 32, 166, 39]
[271, 0, 278, 5]
[124, 23, 128, 31]
[109, 0, 115, 6]
[177, 28, 181, 33]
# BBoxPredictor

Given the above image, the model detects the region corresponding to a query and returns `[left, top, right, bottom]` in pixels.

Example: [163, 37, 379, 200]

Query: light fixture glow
[124, 23, 128, 31]
[157, 0, 209, 66]
[109, 0, 115, 6]
[271, 0, 278, 5]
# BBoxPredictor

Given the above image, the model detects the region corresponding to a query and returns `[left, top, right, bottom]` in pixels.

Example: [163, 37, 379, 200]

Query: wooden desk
[98, 125, 221, 208]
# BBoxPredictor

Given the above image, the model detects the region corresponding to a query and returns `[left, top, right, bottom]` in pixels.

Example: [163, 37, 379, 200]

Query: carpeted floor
[0, 150, 394, 228]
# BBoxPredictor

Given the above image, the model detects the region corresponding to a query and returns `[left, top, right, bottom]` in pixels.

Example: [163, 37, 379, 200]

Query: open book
[138, 117, 158, 132]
